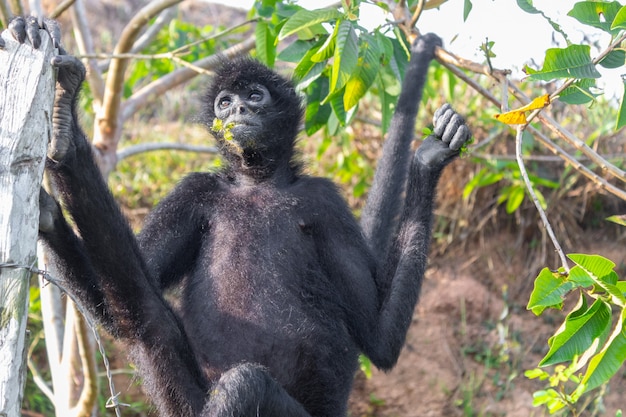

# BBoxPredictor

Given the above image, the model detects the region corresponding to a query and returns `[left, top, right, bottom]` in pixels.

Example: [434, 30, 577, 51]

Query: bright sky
[208, 0, 623, 98]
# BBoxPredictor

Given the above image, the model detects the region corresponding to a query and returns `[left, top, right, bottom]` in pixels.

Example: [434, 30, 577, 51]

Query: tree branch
[70, 0, 105, 108]
[98, 0, 182, 148]
[117, 142, 218, 161]
[122, 37, 255, 121]
[49, 0, 76, 19]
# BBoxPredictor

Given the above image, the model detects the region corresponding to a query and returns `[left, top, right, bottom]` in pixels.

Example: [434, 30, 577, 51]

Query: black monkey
[5, 17, 471, 417]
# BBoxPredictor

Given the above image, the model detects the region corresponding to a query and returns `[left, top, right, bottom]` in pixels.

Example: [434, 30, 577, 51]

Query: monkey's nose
[237, 105, 247, 114]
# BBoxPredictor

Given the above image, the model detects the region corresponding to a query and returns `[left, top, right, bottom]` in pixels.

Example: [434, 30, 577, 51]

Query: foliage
[250, 0, 411, 136]
[526, 254, 626, 414]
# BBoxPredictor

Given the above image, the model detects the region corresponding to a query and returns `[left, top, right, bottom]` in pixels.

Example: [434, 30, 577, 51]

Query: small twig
[515, 127, 570, 272]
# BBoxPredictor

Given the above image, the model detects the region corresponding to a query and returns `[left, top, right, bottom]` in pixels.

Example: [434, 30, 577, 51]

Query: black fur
[11, 16, 472, 417]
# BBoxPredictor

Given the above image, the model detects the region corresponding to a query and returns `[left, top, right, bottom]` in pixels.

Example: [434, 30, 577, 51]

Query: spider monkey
[5, 16, 471, 417]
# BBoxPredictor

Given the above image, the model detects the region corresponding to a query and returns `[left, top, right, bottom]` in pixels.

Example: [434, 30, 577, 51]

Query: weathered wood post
[0, 27, 55, 416]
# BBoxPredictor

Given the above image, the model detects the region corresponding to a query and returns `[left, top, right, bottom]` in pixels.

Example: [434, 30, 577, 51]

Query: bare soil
[348, 237, 626, 417]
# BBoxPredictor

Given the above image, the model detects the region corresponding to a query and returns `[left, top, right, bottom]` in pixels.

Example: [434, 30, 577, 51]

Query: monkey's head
[203, 58, 304, 175]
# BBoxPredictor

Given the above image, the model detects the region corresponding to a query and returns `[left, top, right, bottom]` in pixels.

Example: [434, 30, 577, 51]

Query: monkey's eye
[249, 91, 263, 102]
[218, 97, 231, 109]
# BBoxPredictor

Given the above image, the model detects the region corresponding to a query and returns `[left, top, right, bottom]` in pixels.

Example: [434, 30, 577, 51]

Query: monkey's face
[211, 83, 272, 155]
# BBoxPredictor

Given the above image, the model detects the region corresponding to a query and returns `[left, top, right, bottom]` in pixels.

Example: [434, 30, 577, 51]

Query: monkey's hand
[415, 103, 471, 169]
[39, 188, 61, 234]
[4, 16, 86, 163]
[410, 32, 442, 58]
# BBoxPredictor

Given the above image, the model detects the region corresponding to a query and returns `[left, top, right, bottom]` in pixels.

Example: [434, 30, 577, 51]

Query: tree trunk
[0, 28, 55, 416]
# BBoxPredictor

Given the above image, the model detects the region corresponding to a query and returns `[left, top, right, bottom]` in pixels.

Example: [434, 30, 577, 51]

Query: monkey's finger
[440, 114, 465, 145]
[25, 16, 42, 49]
[433, 107, 454, 138]
[51, 54, 80, 68]
[43, 18, 61, 49]
[8, 16, 27, 44]
[449, 125, 471, 151]
[433, 103, 452, 125]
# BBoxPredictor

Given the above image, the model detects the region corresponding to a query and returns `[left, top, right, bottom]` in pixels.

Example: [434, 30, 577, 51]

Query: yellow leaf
[494, 94, 551, 125]
[494, 111, 528, 124]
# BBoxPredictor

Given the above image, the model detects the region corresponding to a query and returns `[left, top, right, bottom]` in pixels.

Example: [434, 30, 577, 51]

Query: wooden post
[0, 28, 55, 416]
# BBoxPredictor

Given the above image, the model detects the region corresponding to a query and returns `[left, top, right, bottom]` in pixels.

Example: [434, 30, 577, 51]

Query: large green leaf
[527, 267, 576, 315]
[568, 1, 623, 34]
[293, 38, 325, 81]
[305, 77, 332, 135]
[278, 40, 315, 63]
[278, 8, 342, 40]
[582, 310, 626, 392]
[525, 45, 601, 81]
[599, 50, 626, 69]
[569, 254, 625, 307]
[558, 79, 599, 105]
[540, 296, 612, 366]
[311, 31, 336, 63]
[329, 20, 359, 94]
[612, 5, 626, 30]
[343, 34, 381, 110]
[255, 20, 276, 67]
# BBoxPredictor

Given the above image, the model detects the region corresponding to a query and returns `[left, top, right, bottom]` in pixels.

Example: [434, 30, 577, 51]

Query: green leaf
[617, 76, 626, 130]
[505, 186, 525, 214]
[305, 77, 332, 135]
[462, 168, 504, 199]
[278, 40, 316, 63]
[329, 20, 359, 94]
[582, 310, 626, 392]
[311, 31, 336, 63]
[558, 79, 599, 105]
[527, 267, 576, 315]
[293, 38, 325, 81]
[568, 254, 625, 306]
[599, 50, 626, 69]
[612, 5, 626, 30]
[540, 296, 612, 366]
[568, 253, 616, 279]
[568, 1, 623, 34]
[463, 0, 473, 21]
[254, 20, 276, 67]
[525, 45, 601, 81]
[278, 8, 342, 40]
[606, 214, 626, 227]
[343, 34, 381, 110]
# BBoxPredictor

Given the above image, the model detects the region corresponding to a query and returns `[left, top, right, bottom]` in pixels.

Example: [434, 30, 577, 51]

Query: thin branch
[99, 0, 183, 146]
[69, 313, 98, 417]
[516, 126, 570, 272]
[49, 0, 76, 19]
[70, 0, 105, 107]
[117, 142, 218, 161]
[121, 37, 256, 121]
[408, 0, 425, 30]
[27, 333, 55, 403]
[131, 5, 178, 53]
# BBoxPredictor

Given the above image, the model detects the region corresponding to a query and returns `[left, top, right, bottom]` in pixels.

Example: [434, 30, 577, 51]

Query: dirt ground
[348, 238, 626, 417]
